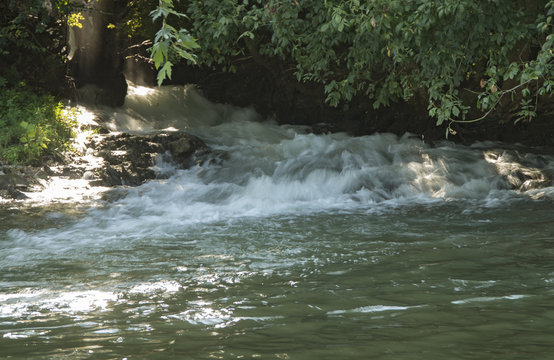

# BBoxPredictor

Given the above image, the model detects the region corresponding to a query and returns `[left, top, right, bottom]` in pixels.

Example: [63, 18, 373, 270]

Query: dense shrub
[0, 87, 76, 164]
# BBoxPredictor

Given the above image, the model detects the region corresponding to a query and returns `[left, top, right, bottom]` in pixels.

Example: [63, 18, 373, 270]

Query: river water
[1, 85, 554, 359]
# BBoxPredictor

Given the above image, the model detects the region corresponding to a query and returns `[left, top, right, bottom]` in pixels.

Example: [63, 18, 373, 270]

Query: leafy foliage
[168, 0, 554, 131]
[0, 87, 77, 164]
[149, 0, 200, 86]
[0, 0, 74, 92]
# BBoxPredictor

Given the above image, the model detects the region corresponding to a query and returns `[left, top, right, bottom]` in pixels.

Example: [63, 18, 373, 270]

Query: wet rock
[0, 174, 10, 190]
[169, 137, 193, 158]
[0, 170, 31, 199]
[82, 171, 95, 180]
[6, 187, 29, 200]
[0, 170, 31, 191]
[62, 166, 84, 179]
[101, 165, 125, 186]
[0, 130, 218, 202]
[92, 131, 212, 187]
[165, 135, 208, 167]
[485, 149, 553, 191]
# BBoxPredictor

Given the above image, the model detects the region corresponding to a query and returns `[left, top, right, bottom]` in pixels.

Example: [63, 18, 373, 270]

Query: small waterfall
[17, 82, 545, 240]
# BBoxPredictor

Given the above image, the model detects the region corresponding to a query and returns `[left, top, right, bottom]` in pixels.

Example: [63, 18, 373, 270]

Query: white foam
[328, 304, 424, 315]
[451, 294, 530, 305]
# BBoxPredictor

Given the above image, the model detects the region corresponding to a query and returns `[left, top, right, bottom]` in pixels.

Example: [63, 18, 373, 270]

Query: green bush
[0, 86, 77, 165]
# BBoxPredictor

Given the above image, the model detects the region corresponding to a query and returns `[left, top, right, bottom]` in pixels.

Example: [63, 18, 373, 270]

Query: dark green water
[1, 200, 554, 359]
[1, 85, 553, 359]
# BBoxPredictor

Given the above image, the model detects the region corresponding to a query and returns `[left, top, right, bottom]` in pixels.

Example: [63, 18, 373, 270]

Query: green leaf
[150, 8, 164, 22]
[157, 61, 173, 87]
[151, 41, 169, 69]
[176, 31, 200, 48]
[452, 106, 460, 117]
[504, 62, 519, 80]
[155, 24, 175, 42]
[237, 30, 254, 41]
[174, 47, 197, 63]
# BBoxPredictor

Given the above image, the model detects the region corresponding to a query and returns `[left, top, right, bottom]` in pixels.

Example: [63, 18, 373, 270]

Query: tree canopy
[152, 0, 554, 135]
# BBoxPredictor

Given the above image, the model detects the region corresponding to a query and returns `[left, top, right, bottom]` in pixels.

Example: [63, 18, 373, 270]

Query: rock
[0, 184, 29, 200]
[62, 166, 84, 179]
[165, 134, 207, 167]
[169, 138, 193, 157]
[92, 131, 212, 187]
[7, 187, 28, 200]
[0, 174, 10, 190]
[35, 168, 50, 180]
[0, 172, 30, 191]
[100, 187, 129, 202]
[82, 171, 95, 180]
[0, 130, 220, 203]
[101, 165, 124, 186]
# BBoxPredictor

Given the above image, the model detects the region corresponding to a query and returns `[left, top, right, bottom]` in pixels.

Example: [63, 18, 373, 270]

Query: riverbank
[0, 115, 211, 204]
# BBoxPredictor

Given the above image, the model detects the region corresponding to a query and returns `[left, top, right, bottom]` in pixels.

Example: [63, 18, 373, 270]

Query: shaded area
[160, 61, 554, 147]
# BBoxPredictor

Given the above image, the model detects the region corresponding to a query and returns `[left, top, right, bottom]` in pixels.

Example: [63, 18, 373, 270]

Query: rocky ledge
[0, 130, 220, 202]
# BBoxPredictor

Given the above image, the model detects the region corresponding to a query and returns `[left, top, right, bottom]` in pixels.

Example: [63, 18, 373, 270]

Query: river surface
[1, 85, 554, 359]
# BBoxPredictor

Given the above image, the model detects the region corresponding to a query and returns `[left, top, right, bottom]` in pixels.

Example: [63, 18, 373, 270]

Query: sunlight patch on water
[1, 281, 187, 322]
[69, 106, 99, 152]
[167, 306, 233, 326]
[165, 302, 284, 328]
[450, 278, 497, 291]
[128, 280, 183, 295]
[483, 150, 552, 191]
[127, 84, 156, 97]
[0, 289, 117, 319]
[23, 177, 109, 205]
[3, 329, 48, 339]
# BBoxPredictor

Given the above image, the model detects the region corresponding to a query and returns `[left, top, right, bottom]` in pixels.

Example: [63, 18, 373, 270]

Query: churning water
[1, 85, 554, 359]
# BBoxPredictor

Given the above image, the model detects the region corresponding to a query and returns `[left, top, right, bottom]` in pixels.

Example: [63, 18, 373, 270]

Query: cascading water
[1, 84, 553, 359]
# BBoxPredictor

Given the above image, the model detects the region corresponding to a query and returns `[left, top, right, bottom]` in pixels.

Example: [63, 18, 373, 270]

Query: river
[1, 85, 554, 359]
